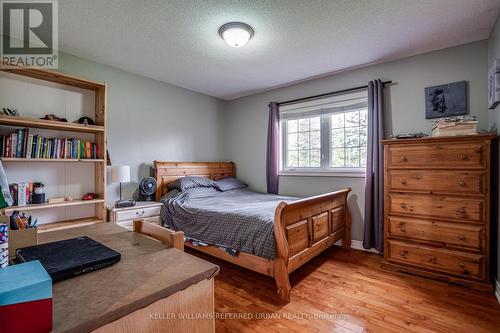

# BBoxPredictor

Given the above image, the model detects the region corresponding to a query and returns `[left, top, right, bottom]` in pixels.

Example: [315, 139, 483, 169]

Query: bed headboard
[154, 161, 235, 201]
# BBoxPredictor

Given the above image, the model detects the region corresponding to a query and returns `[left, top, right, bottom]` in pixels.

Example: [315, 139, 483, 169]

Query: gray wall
[57, 53, 225, 205]
[487, 14, 500, 282]
[223, 41, 489, 244]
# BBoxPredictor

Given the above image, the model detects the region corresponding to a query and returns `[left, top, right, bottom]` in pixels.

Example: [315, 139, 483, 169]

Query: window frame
[279, 91, 368, 178]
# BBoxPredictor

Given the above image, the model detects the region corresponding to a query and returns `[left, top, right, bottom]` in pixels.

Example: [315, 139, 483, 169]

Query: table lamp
[111, 165, 135, 207]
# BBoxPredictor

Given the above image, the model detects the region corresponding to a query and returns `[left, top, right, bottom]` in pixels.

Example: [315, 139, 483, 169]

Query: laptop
[16, 236, 121, 282]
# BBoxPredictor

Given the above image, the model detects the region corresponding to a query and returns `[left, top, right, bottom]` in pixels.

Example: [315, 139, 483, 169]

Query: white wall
[223, 41, 489, 242]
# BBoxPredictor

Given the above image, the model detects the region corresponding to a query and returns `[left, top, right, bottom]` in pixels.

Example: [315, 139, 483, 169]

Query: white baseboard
[335, 240, 381, 254]
[495, 279, 500, 305]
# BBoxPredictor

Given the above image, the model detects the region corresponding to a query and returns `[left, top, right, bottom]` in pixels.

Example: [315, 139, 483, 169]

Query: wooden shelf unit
[0, 66, 107, 233]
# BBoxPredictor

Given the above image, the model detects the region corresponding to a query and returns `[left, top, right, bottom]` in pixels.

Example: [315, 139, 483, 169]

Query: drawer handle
[458, 235, 466, 241]
[457, 208, 466, 214]
[428, 256, 437, 264]
[459, 154, 468, 160]
[458, 181, 466, 187]
[400, 203, 407, 209]
[399, 251, 408, 258]
[400, 156, 407, 162]
[459, 262, 465, 268]
[398, 222, 406, 232]
[400, 180, 407, 185]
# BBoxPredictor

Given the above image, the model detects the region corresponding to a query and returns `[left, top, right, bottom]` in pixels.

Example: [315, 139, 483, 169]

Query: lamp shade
[111, 165, 130, 183]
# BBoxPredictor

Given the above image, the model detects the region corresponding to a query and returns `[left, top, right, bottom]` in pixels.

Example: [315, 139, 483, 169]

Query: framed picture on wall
[425, 81, 467, 119]
[488, 59, 500, 110]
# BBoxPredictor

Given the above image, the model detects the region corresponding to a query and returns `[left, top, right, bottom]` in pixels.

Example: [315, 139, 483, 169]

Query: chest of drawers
[381, 134, 495, 293]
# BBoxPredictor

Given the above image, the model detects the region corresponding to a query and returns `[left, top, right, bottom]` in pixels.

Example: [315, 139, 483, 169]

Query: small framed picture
[488, 60, 500, 109]
[425, 81, 467, 119]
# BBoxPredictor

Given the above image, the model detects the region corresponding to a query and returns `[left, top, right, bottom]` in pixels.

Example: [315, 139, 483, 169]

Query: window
[280, 90, 368, 176]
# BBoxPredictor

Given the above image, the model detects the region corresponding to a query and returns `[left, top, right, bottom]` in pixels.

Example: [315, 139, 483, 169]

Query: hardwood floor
[187, 247, 500, 333]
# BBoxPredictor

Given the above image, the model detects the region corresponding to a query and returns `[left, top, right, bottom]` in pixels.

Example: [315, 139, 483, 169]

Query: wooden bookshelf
[2, 199, 105, 213]
[0, 66, 107, 232]
[0, 157, 105, 163]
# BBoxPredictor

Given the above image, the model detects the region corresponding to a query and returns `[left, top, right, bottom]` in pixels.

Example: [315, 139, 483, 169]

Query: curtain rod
[274, 80, 392, 107]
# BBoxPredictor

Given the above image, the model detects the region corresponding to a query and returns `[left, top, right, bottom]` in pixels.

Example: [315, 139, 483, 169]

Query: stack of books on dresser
[0, 128, 98, 159]
[431, 117, 477, 137]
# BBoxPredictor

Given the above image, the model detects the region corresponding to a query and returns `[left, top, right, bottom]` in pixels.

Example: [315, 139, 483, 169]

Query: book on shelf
[0, 128, 99, 160]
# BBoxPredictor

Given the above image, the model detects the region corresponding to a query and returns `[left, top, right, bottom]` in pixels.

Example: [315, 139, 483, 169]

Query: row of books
[0, 128, 99, 159]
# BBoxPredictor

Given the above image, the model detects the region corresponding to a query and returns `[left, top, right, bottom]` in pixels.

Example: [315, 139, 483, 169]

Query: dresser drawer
[387, 240, 484, 279]
[387, 142, 486, 169]
[388, 170, 485, 195]
[388, 216, 483, 250]
[388, 193, 484, 223]
[114, 206, 161, 221]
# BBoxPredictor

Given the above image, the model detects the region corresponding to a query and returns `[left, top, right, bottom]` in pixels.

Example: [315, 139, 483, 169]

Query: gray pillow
[167, 176, 216, 191]
[214, 177, 248, 191]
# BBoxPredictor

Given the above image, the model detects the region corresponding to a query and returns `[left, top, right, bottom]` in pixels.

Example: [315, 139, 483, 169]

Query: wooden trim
[154, 161, 351, 302]
[133, 220, 184, 251]
[37, 217, 104, 233]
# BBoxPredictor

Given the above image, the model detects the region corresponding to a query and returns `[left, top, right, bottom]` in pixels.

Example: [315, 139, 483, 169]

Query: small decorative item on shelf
[40, 114, 68, 122]
[82, 193, 98, 200]
[32, 182, 45, 204]
[431, 116, 477, 137]
[389, 133, 428, 140]
[47, 197, 65, 204]
[2, 107, 19, 117]
[75, 116, 95, 126]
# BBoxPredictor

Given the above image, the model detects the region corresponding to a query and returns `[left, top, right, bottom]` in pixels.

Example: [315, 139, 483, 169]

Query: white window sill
[279, 170, 366, 178]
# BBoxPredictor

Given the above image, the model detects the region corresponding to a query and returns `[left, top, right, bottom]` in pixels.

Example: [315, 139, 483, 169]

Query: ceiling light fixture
[218, 22, 254, 48]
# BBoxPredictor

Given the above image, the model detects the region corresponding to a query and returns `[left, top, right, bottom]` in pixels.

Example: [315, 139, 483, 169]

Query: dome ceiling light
[218, 22, 254, 48]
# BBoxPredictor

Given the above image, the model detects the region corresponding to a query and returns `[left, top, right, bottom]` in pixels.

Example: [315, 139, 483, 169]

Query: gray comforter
[160, 187, 297, 260]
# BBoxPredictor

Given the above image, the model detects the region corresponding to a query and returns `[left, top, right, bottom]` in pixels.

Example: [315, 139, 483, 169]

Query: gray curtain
[266, 102, 280, 194]
[363, 79, 385, 252]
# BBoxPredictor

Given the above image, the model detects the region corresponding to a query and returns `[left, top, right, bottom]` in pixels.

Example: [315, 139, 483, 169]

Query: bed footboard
[273, 188, 351, 302]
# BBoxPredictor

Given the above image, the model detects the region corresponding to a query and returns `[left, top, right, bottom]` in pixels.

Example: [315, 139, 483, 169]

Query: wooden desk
[38, 223, 219, 333]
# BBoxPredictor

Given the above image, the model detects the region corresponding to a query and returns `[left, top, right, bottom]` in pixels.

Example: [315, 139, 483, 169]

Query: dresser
[108, 201, 163, 230]
[381, 134, 495, 293]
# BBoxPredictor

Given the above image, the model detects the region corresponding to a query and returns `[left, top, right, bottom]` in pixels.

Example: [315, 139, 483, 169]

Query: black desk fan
[139, 177, 157, 201]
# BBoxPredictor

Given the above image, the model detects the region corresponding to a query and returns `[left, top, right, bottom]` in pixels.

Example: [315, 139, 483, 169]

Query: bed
[154, 161, 351, 302]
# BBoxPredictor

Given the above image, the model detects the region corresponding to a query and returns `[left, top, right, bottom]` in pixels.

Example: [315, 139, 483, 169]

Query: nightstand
[108, 201, 163, 230]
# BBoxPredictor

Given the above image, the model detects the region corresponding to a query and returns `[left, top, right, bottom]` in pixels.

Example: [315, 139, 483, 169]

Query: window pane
[287, 133, 298, 150]
[345, 111, 360, 127]
[298, 150, 309, 167]
[310, 131, 320, 149]
[331, 113, 344, 128]
[288, 119, 298, 133]
[331, 128, 344, 148]
[331, 148, 345, 167]
[298, 118, 309, 131]
[310, 150, 320, 167]
[360, 126, 367, 147]
[345, 127, 360, 147]
[345, 147, 360, 167]
[360, 109, 367, 127]
[298, 132, 309, 149]
[310, 117, 320, 131]
[287, 150, 298, 167]
[360, 147, 367, 167]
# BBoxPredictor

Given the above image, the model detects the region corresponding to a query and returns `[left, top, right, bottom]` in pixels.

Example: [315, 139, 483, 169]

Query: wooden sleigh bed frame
[154, 161, 351, 302]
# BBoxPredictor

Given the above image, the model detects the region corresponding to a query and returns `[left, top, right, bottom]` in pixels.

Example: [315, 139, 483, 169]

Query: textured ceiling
[59, 0, 500, 100]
